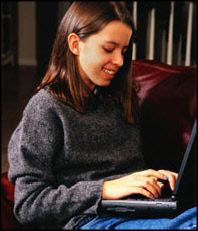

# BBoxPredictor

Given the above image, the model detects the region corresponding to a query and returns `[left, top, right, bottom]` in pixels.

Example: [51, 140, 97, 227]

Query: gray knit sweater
[8, 89, 144, 229]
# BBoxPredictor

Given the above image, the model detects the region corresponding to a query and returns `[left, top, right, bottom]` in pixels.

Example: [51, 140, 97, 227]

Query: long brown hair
[37, 2, 137, 123]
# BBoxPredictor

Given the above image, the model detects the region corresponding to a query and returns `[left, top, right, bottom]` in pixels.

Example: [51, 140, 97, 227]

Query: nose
[112, 52, 124, 67]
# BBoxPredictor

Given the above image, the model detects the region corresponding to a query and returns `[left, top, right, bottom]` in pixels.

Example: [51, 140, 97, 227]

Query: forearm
[14, 175, 103, 226]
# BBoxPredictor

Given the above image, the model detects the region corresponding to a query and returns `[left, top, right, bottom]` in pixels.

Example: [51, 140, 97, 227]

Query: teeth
[104, 69, 115, 75]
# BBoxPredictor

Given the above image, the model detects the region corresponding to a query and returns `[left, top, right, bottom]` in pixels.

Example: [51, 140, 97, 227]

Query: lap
[76, 207, 197, 230]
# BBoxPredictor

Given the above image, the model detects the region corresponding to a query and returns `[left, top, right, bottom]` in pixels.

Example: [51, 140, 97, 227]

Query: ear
[68, 33, 80, 55]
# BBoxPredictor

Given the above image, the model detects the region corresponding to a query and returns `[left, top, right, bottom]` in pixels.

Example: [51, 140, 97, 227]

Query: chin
[97, 81, 112, 87]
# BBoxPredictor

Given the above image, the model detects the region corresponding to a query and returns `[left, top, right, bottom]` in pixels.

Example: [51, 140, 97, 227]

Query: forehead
[88, 21, 132, 46]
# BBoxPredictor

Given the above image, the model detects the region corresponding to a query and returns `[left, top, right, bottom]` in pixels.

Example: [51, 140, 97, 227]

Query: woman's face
[77, 21, 132, 90]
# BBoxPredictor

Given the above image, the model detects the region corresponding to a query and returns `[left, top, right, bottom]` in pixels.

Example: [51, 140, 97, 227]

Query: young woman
[8, 2, 196, 229]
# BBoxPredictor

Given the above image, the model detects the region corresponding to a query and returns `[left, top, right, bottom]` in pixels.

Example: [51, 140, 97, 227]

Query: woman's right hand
[102, 169, 178, 200]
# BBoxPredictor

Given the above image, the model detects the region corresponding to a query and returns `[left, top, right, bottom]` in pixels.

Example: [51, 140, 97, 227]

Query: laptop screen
[172, 120, 197, 207]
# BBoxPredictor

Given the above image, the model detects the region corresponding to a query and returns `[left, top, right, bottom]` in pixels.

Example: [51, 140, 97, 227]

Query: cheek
[80, 49, 104, 73]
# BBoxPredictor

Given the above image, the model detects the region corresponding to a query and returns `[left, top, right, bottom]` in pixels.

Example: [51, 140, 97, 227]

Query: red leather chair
[132, 60, 196, 171]
[1, 59, 196, 229]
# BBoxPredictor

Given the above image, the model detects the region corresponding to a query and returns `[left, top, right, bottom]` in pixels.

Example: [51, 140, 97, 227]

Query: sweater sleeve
[8, 92, 103, 227]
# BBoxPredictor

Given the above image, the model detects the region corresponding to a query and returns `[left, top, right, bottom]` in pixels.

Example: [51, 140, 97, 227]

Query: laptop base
[100, 199, 178, 218]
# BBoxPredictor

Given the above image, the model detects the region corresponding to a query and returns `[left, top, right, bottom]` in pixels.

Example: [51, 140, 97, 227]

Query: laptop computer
[100, 120, 197, 218]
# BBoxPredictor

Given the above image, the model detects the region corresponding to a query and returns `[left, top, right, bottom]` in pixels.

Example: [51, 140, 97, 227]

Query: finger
[168, 175, 177, 190]
[135, 178, 162, 199]
[157, 170, 178, 190]
[130, 174, 164, 197]
[158, 170, 178, 190]
[130, 187, 155, 199]
[135, 169, 171, 181]
[157, 181, 165, 189]
[145, 179, 162, 198]
[158, 169, 178, 179]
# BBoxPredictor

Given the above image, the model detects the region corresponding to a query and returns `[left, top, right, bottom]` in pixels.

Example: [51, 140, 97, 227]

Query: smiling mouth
[103, 68, 116, 75]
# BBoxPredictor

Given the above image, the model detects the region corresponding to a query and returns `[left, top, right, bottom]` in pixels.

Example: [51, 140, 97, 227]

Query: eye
[122, 48, 127, 56]
[104, 48, 114, 53]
